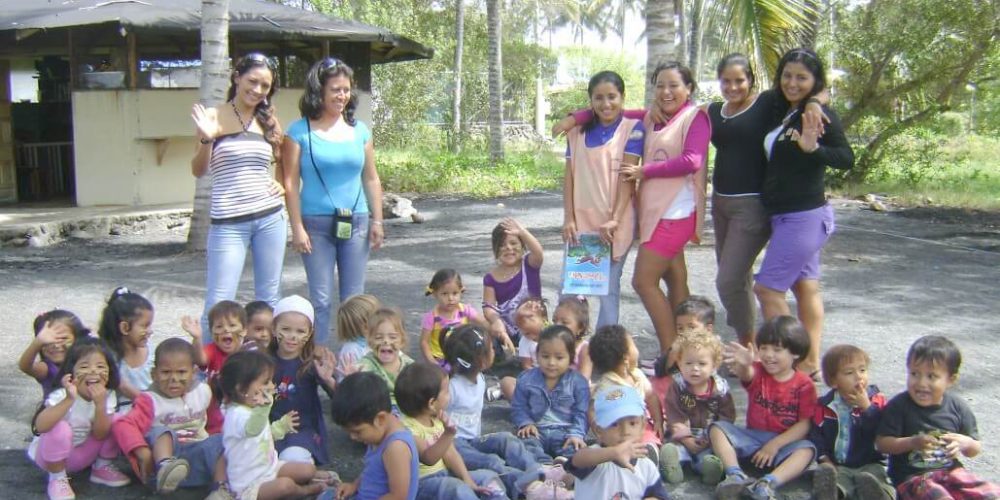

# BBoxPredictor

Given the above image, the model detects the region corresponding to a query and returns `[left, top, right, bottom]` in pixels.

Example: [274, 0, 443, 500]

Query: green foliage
[547, 46, 646, 118]
[378, 148, 564, 198]
[831, 0, 997, 181]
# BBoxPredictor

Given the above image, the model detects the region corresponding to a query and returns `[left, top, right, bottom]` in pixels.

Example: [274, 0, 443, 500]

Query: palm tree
[187, 0, 231, 251]
[644, 0, 678, 103]
[486, 0, 504, 164]
[451, 0, 464, 152]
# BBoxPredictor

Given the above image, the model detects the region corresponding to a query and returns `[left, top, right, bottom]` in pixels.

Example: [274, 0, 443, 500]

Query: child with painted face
[876, 336, 1000, 499]
[444, 324, 545, 496]
[183, 300, 248, 434]
[330, 372, 419, 500]
[655, 328, 735, 485]
[396, 362, 507, 500]
[421, 269, 481, 368]
[19, 309, 90, 399]
[565, 385, 670, 499]
[98, 286, 155, 412]
[244, 300, 275, 349]
[358, 307, 414, 414]
[112, 338, 227, 495]
[482, 217, 544, 357]
[267, 295, 339, 469]
[553, 296, 593, 380]
[334, 293, 381, 381]
[710, 316, 818, 500]
[220, 350, 327, 500]
[809, 344, 893, 500]
[513, 325, 590, 465]
[589, 325, 663, 452]
[29, 337, 131, 500]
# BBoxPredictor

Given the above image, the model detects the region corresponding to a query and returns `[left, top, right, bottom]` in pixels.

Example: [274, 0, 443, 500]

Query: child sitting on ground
[19, 310, 90, 399]
[244, 300, 274, 348]
[656, 328, 735, 485]
[876, 335, 1000, 499]
[396, 362, 507, 499]
[358, 307, 414, 415]
[653, 295, 715, 378]
[500, 297, 549, 401]
[420, 269, 481, 368]
[566, 384, 670, 499]
[112, 338, 226, 495]
[809, 344, 893, 500]
[552, 296, 593, 380]
[98, 286, 155, 412]
[710, 316, 818, 500]
[482, 218, 543, 356]
[590, 325, 663, 452]
[334, 294, 381, 380]
[512, 325, 590, 464]
[330, 372, 419, 500]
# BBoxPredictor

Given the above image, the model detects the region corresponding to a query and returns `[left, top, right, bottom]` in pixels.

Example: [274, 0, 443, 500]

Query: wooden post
[321, 40, 330, 59]
[278, 42, 287, 87]
[127, 32, 138, 89]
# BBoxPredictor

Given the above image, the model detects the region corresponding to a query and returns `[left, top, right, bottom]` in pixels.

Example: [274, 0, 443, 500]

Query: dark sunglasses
[239, 52, 277, 70]
[318, 57, 344, 72]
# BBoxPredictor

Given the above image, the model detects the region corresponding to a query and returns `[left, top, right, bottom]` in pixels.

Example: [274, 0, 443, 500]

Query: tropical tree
[451, 0, 464, 152]
[188, 0, 230, 251]
[487, 0, 504, 163]
[644, 0, 678, 102]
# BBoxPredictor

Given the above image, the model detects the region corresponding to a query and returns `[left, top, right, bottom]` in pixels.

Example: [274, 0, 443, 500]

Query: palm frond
[709, 0, 817, 83]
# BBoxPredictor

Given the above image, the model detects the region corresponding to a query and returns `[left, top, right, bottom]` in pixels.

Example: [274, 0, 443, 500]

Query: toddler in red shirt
[710, 316, 818, 500]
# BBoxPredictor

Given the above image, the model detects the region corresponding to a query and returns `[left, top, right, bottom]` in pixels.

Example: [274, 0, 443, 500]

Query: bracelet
[806, 97, 821, 106]
[371, 220, 383, 226]
[199, 137, 214, 144]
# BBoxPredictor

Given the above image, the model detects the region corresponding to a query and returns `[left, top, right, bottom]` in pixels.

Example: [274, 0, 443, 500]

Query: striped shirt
[209, 132, 283, 222]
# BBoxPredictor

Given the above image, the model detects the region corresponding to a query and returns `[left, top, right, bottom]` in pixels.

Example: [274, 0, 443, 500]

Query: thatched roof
[0, 0, 433, 63]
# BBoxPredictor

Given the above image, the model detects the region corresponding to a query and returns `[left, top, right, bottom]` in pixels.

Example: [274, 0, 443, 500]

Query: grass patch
[378, 148, 564, 198]
[837, 134, 1000, 210]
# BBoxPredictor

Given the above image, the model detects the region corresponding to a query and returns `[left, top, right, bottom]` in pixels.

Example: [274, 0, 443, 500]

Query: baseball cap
[273, 295, 314, 325]
[593, 384, 646, 429]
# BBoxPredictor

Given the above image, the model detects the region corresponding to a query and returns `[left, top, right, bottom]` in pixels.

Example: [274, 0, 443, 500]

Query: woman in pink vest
[623, 61, 711, 358]
[562, 71, 645, 329]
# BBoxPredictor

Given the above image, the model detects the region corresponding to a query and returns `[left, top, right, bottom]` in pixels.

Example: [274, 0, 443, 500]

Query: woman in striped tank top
[191, 53, 287, 338]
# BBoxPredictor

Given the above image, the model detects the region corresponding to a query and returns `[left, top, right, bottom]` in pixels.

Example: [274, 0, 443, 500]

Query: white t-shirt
[518, 338, 538, 366]
[569, 447, 663, 499]
[28, 388, 118, 460]
[223, 404, 280, 494]
[448, 373, 485, 440]
[146, 382, 212, 443]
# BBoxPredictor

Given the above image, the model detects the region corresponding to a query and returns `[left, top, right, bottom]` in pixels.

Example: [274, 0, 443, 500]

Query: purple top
[40, 359, 60, 399]
[483, 255, 542, 303]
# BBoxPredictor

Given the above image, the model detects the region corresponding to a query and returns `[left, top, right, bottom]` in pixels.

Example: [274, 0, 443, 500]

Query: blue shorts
[146, 426, 224, 488]
[710, 421, 815, 467]
[755, 204, 834, 292]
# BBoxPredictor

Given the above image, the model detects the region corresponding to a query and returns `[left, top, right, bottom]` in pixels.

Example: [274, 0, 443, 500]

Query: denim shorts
[710, 421, 815, 466]
[146, 426, 224, 488]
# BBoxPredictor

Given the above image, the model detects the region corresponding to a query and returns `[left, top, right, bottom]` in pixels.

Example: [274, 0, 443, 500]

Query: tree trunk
[487, 0, 504, 164]
[533, 0, 544, 136]
[689, 0, 704, 78]
[676, 0, 688, 72]
[451, 0, 464, 152]
[645, 0, 678, 103]
[187, 0, 230, 251]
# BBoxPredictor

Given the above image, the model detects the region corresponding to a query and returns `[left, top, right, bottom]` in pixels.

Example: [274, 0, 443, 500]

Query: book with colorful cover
[562, 232, 611, 296]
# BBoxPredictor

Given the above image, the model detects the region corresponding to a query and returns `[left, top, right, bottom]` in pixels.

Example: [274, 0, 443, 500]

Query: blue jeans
[146, 426, 224, 488]
[301, 213, 370, 346]
[677, 444, 713, 473]
[710, 421, 816, 467]
[455, 433, 540, 494]
[523, 427, 578, 462]
[201, 209, 287, 339]
[416, 469, 506, 500]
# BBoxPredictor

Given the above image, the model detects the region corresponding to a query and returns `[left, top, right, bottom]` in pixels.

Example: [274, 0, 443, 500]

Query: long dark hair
[584, 71, 626, 133]
[772, 47, 826, 113]
[299, 58, 357, 126]
[716, 53, 756, 90]
[97, 286, 153, 361]
[227, 53, 282, 162]
[650, 61, 697, 95]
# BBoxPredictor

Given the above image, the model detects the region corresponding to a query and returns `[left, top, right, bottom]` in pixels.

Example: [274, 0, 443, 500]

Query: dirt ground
[1, 192, 998, 499]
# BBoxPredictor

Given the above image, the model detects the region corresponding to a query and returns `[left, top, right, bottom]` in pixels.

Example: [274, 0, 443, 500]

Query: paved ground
[1, 193, 999, 499]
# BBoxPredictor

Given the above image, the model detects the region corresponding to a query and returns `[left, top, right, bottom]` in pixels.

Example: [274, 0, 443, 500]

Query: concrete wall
[72, 87, 372, 207]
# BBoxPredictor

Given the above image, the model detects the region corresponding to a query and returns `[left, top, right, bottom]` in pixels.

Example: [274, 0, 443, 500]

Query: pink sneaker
[47, 476, 75, 500]
[89, 463, 131, 487]
[525, 480, 573, 500]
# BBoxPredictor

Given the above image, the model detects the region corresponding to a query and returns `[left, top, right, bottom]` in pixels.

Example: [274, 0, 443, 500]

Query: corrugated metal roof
[0, 0, 433, 62]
